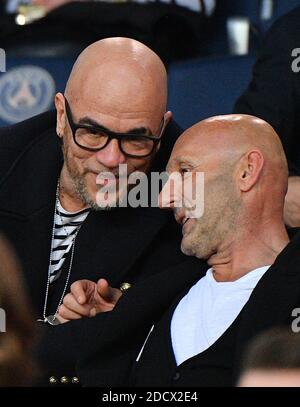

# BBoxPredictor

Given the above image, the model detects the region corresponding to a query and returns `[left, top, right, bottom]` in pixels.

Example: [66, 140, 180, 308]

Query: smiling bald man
[0, 38, 203, 384]
[72, 114, 300, 387]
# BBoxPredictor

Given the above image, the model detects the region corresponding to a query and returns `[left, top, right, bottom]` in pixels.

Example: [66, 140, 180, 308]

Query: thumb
[96, 278, 111, 301]
[96, 279, 122, 304]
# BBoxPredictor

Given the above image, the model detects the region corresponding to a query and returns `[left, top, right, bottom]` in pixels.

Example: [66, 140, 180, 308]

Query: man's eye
[180, 168, 190, 174]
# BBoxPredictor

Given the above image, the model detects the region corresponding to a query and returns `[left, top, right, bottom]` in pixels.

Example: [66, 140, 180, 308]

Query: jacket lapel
[235, 232, 300, 371]
[71, 206, 171, 285]
[0, 130, 62, 313]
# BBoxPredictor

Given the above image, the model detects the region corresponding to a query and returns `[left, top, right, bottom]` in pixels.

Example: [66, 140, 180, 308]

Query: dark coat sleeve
[34, 257, 205, 386]
[234, 8, 300, 173]
[0, 111, 57, 181]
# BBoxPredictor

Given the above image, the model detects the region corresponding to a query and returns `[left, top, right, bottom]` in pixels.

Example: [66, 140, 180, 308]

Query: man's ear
[164, 111, 172, 129]
[238, 150, 265, 192]
[55, 92, 65, 139]
[154, 111, 173, 153]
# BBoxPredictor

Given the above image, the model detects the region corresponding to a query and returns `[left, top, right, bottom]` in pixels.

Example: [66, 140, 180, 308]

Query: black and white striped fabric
[49, 201, 90, 284]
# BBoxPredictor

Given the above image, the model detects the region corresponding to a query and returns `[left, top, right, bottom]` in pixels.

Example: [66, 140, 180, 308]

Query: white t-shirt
[171, 265, 270, 366]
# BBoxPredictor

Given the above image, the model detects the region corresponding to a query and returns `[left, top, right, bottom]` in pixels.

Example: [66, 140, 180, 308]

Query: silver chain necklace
[37, 181, 82, 326]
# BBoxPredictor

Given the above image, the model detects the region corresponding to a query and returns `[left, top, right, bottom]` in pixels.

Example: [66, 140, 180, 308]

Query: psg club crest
[0, 65, 55, 124]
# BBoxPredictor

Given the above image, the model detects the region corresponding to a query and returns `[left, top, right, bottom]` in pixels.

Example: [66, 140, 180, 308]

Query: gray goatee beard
[70, 174, 115, 211]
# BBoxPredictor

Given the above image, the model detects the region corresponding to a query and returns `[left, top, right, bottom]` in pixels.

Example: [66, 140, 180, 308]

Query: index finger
[70, 279, 94, 304]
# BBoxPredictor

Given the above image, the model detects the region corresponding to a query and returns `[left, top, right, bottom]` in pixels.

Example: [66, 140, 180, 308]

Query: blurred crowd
[0, 0, 217, 64]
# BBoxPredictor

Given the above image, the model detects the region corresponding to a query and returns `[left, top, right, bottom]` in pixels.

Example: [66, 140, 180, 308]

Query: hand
[284, 176, 300, 227]
[57, 278, 122, 323]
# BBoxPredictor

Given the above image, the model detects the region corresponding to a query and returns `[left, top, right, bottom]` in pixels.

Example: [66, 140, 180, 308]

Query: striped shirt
[49, 200, 90, 284]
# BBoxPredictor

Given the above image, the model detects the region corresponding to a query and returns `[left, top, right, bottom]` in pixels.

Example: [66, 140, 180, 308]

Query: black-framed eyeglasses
[64, 97, 165, 158]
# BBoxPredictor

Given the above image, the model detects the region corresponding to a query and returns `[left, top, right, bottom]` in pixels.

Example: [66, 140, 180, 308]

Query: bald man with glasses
[0, 38, 202, 384]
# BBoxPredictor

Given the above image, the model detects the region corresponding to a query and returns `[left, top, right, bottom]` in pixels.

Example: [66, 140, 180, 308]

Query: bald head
[55, 38, 170, 213]
[161, 114, 288, 261]
[173, 114, 288, 194]
[65, 37, 167, 120]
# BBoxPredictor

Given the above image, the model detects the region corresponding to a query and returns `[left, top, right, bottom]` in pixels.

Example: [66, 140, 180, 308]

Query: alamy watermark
[291, 308, 300, 333]
[94, 164, 205, 218]
[0, 48, 6, 73]
[291, 48, 300, 73]
[0, 308, 6, 333]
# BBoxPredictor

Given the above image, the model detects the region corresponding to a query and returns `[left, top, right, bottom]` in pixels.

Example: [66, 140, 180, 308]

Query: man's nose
[94, 139, 127, 168]
[158, 173, 182, 209]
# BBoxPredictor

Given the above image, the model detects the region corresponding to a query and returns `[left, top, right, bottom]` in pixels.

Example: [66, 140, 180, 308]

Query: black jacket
[0, 110, 204, 383]
[74, 231, 300, 387]
[234, 7, 300, 173]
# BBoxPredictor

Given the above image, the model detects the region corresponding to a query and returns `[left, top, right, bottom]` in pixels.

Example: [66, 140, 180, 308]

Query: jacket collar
[234, 232, 300, 369]
[0, 129, 62, 216]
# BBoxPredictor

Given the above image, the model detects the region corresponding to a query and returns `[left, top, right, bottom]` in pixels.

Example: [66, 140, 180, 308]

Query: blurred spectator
[31, 0, 86, 13]
[6, 0, 216, 16]
[5, 0, 61, 14]
[0, 0, 216, 64]
[238, 328, 300, 387]
[0, 236, 36, 386]
[5, 0, 29, 14]
[234, 7, 300, 227]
